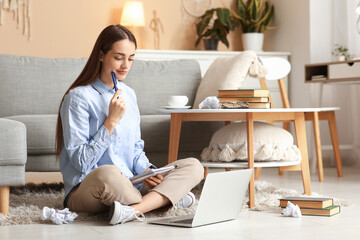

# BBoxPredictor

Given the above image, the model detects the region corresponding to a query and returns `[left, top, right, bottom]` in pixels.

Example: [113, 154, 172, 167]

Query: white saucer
[162, 105, 191, 109]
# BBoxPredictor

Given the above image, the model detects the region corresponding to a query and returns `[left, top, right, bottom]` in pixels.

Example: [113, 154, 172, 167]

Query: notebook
[147, 169, 253, 228]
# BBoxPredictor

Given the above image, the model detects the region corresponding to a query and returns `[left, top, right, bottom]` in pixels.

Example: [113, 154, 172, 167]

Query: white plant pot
[242, 33, 264, 52]
[337, 55, 345, 61]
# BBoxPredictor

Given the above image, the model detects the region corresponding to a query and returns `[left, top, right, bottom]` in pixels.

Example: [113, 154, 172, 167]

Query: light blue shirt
[59, 78, 152, 201]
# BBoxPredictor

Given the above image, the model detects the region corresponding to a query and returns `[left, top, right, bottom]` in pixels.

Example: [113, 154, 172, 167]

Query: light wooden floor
[1, 167, 359, 240]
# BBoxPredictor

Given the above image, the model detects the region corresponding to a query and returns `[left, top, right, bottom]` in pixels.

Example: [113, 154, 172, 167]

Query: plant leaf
[245, 0, 251, 9]
[252, 0, 259, 22]
[257, 4, 272, 26]
[234, 0, 276, 33]
[196, 9, 214, 36]
[216, 8, 230, 25]
[262, 5, 274, 28]
[236, 0, 247, 20]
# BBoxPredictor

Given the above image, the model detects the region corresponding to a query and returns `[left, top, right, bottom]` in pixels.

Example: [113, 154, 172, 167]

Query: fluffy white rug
[0, 181, 351, 226]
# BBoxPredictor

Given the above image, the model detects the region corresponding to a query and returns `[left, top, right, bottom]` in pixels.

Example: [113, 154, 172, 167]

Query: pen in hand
[111, 71, 120, 99]
[111, 71, 118, 91]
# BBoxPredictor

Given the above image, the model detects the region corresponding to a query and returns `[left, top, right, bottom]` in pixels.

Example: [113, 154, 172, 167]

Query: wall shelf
[305, 59, 360, 84]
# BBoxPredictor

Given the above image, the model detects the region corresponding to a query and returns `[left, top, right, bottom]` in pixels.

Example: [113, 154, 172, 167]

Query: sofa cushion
[0, 54, 87, 117]
[125, 59, 202, 115]
[5, 113, 222, 157]
[6, 115, 57, 155]
[0, 166, 26, 186]
[0, 118, 27, 165]
[141, 115, 170, 152]
[26, 155, 59, 172]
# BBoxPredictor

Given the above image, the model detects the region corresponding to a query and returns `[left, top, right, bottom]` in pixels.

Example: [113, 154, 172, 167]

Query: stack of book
[217, 89, 271, 109]
[311, 74, 327, 81]
[279, 197, 340, 217]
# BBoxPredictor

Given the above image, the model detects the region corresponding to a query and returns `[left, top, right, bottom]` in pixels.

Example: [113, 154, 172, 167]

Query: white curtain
[348, 0, 360, 56]
[333, 0, 360, 165]
[333, 0, 360, 57]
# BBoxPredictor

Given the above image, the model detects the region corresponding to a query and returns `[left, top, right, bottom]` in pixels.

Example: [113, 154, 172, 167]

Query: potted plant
[233, 0, 275, 51]
[195, 8, 238, 50]
[332, 44, 354, 61]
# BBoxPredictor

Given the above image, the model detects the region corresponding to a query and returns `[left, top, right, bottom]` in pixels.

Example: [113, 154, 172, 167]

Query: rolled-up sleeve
[61, 91, 116, 173]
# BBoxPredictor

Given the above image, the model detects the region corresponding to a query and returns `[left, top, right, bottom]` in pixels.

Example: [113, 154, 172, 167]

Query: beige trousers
[67, 158, 204, 213]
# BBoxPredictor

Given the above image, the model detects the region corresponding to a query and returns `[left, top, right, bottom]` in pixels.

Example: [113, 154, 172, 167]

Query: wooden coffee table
[158, 107, 330, 207]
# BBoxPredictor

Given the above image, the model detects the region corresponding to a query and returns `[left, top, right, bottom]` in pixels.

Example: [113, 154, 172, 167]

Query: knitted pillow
[193, 51, 267, 108]
[201, 122, 301, 162]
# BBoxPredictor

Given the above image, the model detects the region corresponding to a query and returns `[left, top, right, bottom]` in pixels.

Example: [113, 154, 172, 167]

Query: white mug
[167, 95, 188, 107]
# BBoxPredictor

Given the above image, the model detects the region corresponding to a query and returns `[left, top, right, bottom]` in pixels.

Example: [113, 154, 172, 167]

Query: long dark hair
[55, 25, 137, 157]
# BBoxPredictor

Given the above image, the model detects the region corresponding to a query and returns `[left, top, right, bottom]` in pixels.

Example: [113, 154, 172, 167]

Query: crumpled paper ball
[281, 201, 302, 218]
[41, 207, 78, 225]
[199, 96, 220, 109]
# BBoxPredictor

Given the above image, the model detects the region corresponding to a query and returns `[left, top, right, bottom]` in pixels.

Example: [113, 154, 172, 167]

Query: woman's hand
[142, 168, 164, 187]
[104, 89, 126, 134]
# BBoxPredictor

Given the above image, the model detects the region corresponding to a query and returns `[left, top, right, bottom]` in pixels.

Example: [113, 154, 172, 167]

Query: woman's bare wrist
[104, 118, 117, 134]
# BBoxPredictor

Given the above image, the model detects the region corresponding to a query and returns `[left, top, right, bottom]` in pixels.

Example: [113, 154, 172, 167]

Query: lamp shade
[120, 1, 145, 27]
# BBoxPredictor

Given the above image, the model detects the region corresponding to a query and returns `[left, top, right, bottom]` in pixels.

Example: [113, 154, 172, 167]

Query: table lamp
[120, 1, 145, 33]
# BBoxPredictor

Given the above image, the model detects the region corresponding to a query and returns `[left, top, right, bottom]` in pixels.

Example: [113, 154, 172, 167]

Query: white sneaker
[109, 201, 145, 225]
[174, 192, 196, 209]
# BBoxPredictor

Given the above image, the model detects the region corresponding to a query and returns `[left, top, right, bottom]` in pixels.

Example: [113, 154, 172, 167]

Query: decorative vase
[203, 39, 219, 51]
[242, 33, 264, 52]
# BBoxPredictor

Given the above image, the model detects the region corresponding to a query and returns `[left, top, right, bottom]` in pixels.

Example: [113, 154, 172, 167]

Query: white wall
[310, 0, 333, 62]
[266, 0, 359, 167]
[264, 0, 314, 169]
[264, 0, 311, 107]
[309, 0, 360, 166]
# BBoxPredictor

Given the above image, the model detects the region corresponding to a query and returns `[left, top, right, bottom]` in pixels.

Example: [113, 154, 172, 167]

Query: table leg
[312, 112, 324, 181]
[255, 167, 262, 180]
[247, 113, 255, 208]
[204, 167, 209, 178]
[294, 112, 311, 195]
[168, 113, 182, 164]
[328, 111, 343, 177]
[225, 120, 231, 171]
[283, 121, 290, 131]
[278, 121, 291, 175]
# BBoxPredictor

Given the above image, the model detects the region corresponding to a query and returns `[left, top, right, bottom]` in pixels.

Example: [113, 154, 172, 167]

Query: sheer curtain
[347, 0, 360, 56]
[333, 0, 360, 165]
[333, 0, 360, 57]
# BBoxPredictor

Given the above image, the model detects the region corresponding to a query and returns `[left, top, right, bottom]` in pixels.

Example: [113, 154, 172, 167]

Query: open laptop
[147, 169, 253, 228]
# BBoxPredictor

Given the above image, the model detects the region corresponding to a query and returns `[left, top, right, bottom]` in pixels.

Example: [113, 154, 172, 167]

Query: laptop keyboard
[170, 218, 194, 224]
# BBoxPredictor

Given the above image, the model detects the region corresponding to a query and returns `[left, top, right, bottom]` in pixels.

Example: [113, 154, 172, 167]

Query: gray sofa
[0, 53, 222, 175]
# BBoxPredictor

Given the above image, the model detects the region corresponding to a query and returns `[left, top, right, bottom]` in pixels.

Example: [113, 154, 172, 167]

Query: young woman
[55, 25, 204, 225]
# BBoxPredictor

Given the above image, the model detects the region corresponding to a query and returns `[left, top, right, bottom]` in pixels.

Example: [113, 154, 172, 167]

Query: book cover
[300, 205, 340, 217]
[218, 89, 270, 98]
[218, 97, 269, 103]
[279, 197, 333, 209]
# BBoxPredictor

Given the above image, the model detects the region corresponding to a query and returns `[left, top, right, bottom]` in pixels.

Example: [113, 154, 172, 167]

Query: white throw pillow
[201, 122, 301, 162]
[193, 51, 267, 108]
